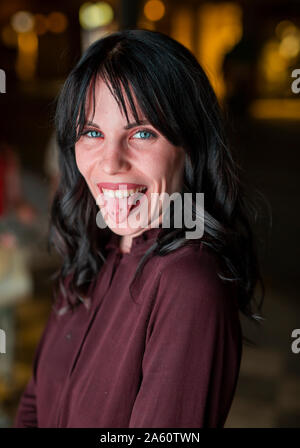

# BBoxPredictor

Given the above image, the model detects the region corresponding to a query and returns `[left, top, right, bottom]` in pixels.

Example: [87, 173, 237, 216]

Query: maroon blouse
[14, 226, 242, 428]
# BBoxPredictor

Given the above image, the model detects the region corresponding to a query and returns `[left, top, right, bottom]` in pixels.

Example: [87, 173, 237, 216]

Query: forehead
[85, 76, 145, 122]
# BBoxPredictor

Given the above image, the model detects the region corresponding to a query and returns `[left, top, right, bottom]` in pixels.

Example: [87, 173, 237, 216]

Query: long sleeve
[128, 248, 243, 428]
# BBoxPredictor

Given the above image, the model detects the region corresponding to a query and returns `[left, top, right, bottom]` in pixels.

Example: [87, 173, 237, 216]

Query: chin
[105, 219, 148, 235]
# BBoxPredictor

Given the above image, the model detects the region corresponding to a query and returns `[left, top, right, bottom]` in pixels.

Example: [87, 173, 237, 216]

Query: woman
[14, 29, 264, 428]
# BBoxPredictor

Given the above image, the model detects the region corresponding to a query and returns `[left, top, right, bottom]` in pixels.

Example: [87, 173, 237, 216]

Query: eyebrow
[86, 119, 151, 130]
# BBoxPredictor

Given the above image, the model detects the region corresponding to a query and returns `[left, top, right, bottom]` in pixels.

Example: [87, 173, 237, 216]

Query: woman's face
[75, 77, 185, 238]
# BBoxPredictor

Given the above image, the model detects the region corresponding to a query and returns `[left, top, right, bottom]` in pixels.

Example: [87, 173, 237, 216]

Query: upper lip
[97, 182, 147, 193]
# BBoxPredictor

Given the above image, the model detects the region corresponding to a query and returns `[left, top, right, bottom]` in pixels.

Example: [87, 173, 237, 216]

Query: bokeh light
[18, 31, 38, 53]
[279, 34, 300, 59]
[47, 12, 68, 34]
[275, 20, 297, 39]
[34, 14, 48, 36]
[16, 31, 38, 80]
[144, 0, 165, 22]
[196, 2, 242, 100]
[79, 2, 114, 30]
[11, 11, 34, 33]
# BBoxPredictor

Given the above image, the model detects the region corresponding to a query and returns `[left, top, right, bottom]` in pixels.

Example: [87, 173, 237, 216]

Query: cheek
[144, 149, 170, 181]
[149, 146, 185, 188]
[75, 146, 93, 179]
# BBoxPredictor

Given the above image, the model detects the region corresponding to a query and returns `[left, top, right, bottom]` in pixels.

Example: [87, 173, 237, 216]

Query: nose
[101, 146, 131, 175]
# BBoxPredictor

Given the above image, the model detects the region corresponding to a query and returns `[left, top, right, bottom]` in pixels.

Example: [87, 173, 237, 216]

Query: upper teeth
[102, 186, 147, 198]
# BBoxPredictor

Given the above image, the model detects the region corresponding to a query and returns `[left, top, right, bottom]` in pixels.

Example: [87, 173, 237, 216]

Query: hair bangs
[100, 51, 183, 147]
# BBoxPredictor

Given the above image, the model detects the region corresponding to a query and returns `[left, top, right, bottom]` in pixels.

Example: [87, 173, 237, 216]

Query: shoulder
[155, 241, 238, 313]
[157, 242, 225, 291]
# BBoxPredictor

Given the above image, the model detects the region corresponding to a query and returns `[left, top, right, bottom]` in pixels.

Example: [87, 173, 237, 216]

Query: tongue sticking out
[104, 191, 146, 222]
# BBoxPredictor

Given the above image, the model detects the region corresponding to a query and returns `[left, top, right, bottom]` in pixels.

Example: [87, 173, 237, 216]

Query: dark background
[0, 0, 299, 427]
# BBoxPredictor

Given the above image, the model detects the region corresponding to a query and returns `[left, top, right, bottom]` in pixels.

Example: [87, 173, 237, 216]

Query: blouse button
[66, 332, 72, 340]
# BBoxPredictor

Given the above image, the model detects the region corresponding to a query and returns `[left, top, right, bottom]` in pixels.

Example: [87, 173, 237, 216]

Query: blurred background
[0, 0, 300, 428]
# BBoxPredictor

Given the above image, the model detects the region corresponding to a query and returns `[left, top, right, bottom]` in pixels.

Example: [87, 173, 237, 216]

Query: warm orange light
[257, 20, 300, 95]
[34, 14, 48, 35]
[197, 2, 243, 100]
[47, 12, 68, 34]
[279, 34, 300, 59]
[276, 20, 297, 40]
[171, 7, 193, 52]
[250, 99, 300, 120]
[17, 31, 38, 53]
[144, 0, 165, 22]
[16, 31, 38, 80]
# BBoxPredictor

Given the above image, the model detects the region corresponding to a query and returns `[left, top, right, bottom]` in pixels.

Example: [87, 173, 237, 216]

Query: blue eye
[84, 130, 102, 138]
[133, 129, 156, 140]
[81, 128, 156, 140]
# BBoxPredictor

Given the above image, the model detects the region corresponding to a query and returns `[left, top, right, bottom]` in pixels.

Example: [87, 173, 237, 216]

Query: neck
[119, 235, 132, 254]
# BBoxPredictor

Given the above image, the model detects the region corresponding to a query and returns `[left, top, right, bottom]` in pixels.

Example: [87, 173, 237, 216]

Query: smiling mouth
[100, 186, 147, 199]
[100, 187, 149, 220]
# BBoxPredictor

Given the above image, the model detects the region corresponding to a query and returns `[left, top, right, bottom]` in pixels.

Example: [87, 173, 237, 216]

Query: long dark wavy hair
[49, 29, 268, 341]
